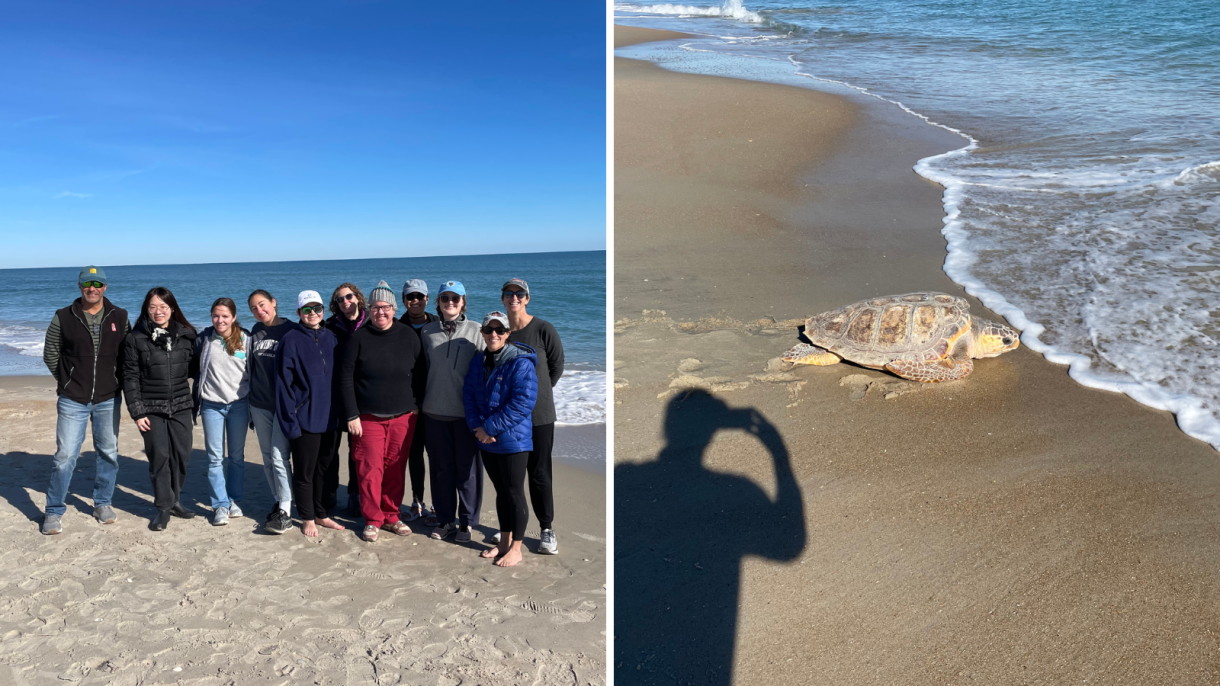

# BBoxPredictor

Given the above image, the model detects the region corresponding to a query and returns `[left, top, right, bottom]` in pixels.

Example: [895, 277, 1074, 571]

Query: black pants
[143, 410, 193, 512]
[322, 432, 349, 511]
[527, 423, 555, 530]
[408, 418, 427, 501]
[482, 450, 529, 540]
[290, 430, 337, 521]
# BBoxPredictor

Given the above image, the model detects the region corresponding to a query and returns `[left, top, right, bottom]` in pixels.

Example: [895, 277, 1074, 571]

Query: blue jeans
[250, 405, 292, 507]
[200, 398, 249, 509]
[46, 396, 120, 517]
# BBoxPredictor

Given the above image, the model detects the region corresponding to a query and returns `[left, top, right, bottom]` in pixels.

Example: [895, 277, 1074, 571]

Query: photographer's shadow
[615, 390, 806, 686]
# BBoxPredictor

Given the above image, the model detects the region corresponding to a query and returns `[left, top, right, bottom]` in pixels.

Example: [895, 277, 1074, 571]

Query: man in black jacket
[40, 266, 130, 535]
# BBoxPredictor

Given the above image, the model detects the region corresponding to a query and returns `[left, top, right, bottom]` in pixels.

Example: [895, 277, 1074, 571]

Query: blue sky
[0, 1, 606, 268]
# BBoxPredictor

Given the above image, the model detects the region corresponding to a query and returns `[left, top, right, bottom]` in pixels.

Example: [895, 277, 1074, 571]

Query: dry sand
[0, 375, 605, 685]
[615, 25, 1220, 686]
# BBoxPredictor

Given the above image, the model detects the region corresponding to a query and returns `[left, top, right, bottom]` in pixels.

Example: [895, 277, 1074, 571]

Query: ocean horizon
[616, 0, 1220, 450]
[0, 250, 606, 426]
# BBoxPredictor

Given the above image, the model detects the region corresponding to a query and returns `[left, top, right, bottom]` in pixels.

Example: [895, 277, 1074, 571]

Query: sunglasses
[481, 326, 509, 335]
[438, 295, 462, 304]
[339, 293, 357, 302]
[404, 293, 427, 302]
[502, 290, 528, 300]
[81, 281, 105, 289]
[299, 305, 324, 315]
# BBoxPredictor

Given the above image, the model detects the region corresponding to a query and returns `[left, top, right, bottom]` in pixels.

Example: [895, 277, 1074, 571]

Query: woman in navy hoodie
[276, 290, 340, 538]
[462, 311, 537, 567]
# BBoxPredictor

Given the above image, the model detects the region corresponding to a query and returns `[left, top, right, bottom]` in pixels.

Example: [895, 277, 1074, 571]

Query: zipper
[73, 305, 115, 403]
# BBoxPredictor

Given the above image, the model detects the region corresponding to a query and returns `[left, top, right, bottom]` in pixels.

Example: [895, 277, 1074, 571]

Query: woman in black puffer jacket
[123, 287, 198, 531]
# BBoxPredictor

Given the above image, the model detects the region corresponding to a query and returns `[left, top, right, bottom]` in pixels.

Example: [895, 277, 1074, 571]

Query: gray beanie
[368, 280, 397, 309]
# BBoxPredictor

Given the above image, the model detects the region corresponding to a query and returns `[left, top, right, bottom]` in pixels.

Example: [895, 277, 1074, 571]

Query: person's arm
[409, 334, 427, 410]
[481, 357, 538, 437]
[43, 313, 62, 380]
[544, 322, 564, 387]
[462, 356, 485, 434]
[340, 335, 361, 422]
[121, 333, 148, 427]
[275, 338, 302, 440]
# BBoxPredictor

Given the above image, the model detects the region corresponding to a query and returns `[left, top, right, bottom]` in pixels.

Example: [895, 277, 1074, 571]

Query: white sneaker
[538, 529, 558, 555]
[228, 502, 243, 518]
[212, 506, 230, 526]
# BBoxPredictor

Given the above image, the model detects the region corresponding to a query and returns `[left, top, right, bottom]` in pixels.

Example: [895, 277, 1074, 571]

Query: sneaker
[212, 506, 230, 526]
[538, 529, 558, 555]
[228, 502, 243, 519]
[265, 509, 292, 535]
[93, 505, 117, 525]
[456, 525, 471, 543]
[41, 514, 62, 535]
[430, 522, 457, 540]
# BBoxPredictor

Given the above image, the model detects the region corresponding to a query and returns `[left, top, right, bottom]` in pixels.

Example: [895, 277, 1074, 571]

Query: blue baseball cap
[402, 279, 428, 298]
[438, 280, 465, 297]
[79, 266, 107, 286]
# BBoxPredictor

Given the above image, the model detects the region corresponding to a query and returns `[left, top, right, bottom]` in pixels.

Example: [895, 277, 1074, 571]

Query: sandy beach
[0, 375, 605, 685]
[615, 25, 1220, 686]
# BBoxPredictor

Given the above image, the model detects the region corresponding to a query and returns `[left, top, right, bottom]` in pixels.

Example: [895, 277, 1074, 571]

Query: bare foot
[316, 518, 343, 530]
[482, 533, 511, 560]
[494, 545, 523, 568]
[302, 521, 319, 538]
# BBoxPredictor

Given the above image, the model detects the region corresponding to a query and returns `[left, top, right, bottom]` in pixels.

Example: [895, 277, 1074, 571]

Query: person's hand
[136, 417, 151, 433]
[474, 427, 496, 444]
[348, 418, 362, 438]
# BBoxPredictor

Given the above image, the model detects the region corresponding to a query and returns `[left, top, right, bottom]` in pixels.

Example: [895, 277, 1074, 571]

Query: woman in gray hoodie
[419, 280, 484, 542]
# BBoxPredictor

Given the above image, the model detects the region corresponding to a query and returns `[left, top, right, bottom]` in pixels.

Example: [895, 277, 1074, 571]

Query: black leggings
[527, 423, 555, 529]
[408, 418, 427, 501]
[482, 450, 528, 540]
[290, 430, 337, 521]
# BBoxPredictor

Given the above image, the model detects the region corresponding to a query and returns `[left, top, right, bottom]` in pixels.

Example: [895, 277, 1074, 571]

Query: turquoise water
[0, 250, 606, 425]
[616, 0, 1220, 449]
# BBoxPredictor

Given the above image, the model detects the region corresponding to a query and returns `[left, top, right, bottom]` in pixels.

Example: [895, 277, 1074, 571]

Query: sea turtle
[782, 292, 1019, 382]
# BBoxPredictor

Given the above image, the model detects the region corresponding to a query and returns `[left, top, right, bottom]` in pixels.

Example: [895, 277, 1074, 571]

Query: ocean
[0, 250, 606, 426]
[616, 0, 1220, 449]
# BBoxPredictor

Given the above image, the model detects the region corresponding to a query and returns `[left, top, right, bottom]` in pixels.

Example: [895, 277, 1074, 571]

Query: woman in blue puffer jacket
[462, 311, 537, 567]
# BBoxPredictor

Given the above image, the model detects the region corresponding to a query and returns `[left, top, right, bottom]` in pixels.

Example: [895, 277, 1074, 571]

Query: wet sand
[615, 25, 1220, 686]
[0, 375, 605, 685]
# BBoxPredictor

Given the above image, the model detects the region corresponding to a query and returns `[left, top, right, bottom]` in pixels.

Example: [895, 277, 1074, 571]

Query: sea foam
[0, 324, 45, 357]
[615, 0, 762, 23]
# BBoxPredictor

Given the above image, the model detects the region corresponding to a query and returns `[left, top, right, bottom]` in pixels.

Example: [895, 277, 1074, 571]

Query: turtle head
[972, 318, 1020, 358]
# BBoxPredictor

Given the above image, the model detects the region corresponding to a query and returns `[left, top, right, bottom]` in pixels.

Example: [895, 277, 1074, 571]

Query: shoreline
[0, 375, 605, 683]
[615, 24, 1220, 685]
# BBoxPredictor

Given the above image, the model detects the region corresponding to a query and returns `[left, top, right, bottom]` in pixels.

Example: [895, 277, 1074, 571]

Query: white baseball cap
[297, 290, 323, 309]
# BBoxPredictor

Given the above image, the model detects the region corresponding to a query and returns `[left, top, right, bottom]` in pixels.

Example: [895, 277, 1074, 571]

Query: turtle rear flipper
[885, 357, 973, 382]
[784, 343, 841, 366]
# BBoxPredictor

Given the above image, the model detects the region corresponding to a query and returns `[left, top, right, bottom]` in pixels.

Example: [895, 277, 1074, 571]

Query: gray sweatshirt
[420, 317, 485, 419]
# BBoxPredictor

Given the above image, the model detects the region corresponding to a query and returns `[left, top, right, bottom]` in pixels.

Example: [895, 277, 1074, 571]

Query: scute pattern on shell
[804, 292, 971, 369]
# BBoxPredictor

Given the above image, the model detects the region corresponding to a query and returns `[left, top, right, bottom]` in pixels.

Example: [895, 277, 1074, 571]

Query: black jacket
[122, 318, 198, 420]
[53, 297, 130, 405]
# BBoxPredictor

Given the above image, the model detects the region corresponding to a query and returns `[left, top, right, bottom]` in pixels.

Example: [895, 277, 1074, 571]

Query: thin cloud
[55, 191, 92, 199]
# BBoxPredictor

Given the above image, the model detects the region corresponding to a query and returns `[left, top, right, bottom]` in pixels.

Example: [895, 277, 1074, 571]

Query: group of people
[41, 266, 564, 567]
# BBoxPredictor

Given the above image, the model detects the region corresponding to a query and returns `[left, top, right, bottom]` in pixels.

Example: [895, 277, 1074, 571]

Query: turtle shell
[804, 292, 972, 369]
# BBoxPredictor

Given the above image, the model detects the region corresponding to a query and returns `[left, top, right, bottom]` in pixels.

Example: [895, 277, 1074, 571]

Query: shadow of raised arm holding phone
[615, 389, 806, 686]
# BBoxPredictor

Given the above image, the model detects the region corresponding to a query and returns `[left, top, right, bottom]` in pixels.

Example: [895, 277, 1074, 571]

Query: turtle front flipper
[885, 357, 974, 382]
[783, 343, 841, 366]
